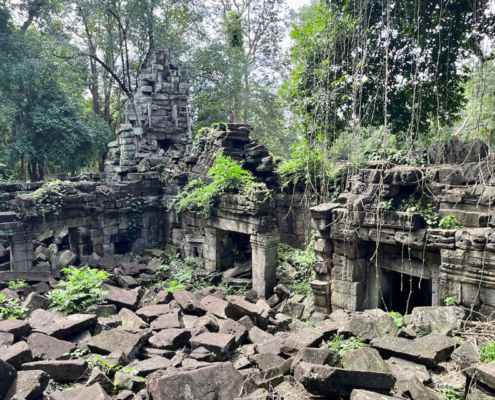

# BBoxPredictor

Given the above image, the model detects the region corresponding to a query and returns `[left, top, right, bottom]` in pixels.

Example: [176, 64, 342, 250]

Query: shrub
[170, 153, 271, 217]
[0, 294, 28, 319]
[389, 311, 404, 328]
[439, 215, 464, 229]
[32, 180, 68, 220]
[327, 334, 366, 355]
[46, 267, 109, 314]
[444, 297, 456, 306]
[479, 342, 495, 363]
[165, 280, 186, 293]
[399, 196, 439, 226]
[8, 280, 27, 290]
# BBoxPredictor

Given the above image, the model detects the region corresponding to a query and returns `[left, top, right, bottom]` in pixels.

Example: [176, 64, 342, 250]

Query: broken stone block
[148, 328, 191, 350]
[243, 371, 284, 394]
[280, 328, 324, 355]
[102, 284, 141, 311]
[85, 368, 114, 394]
[415, 333, 457, 363]
[0, 358, 17, 399]
[200, 295, 229, 319]
[341, 347, 390, 373]
[190, 332, 236, 360]
[248, 326, 274, 346]
[404, 306, 466, 335]
[29, 309, 96, 339]
[0, 319, 31, 341]
[73, 383, 113, 400]
[22, 292, 50, 315]
[27, 333, 76, 361]
[119, 308, 149, 329]
[295, 362, 396, 397]
[371, 337, 438, 368]
[136, 304, 173, 322]
[150, 310, 184, 330]
[0, 341, 32, 370]
[127, 357, 172, 377]
[225, 296, 267, 327]
[22, 360, 88, 382]
[404, 376, 446, 400]
[280, 301, 305, 319]
[219, 319, 248, 345]
[4, 369, 49, 400]
[59, 250, 77, 268]
[87, 329, 141, 358]
[192, 314, 219, 332]
[476, 361, 495, 391]
[114, 371, 146, 392]
[291, 347, 340, 373]
[451, 340, 479, 376]
[339, 313, 376, 341]
[173, 290, 207, 316]
[87, 304, 118, 318]
[147, 362, 243, 400]
[385, 357, 431, 391]
[0, 332, 14, 347]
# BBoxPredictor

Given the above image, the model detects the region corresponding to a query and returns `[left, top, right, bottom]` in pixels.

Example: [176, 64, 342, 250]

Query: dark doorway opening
[228, 232, 252, 265]
[380, 269, 432, 315]
[115, 240, 132, 254]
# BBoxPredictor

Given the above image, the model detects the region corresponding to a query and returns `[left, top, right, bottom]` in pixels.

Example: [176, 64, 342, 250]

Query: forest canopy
[0, 0, 493, 188]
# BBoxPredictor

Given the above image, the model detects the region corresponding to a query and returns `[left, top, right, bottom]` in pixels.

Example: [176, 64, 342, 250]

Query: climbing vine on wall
[32, 180, 68, 221]
[125, 194, 143, 243]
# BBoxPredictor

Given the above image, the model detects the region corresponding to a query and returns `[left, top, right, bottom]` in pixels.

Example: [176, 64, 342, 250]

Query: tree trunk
[243, 72, 250, 124]
[90, 58, 101, 116]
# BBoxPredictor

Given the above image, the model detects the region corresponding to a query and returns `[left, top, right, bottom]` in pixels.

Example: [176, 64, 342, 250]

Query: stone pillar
[9, 234, 33, 271]
[204, 227, 230, 271]
[251, 229, 279, 298]
[312, 237, 333, 313]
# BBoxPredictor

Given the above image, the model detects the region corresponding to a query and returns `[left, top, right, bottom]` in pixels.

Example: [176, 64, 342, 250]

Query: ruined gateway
[1, 51, 495, 399]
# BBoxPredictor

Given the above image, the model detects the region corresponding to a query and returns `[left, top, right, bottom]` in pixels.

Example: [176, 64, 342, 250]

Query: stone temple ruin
[2, 50, 495, 400]
[0, 50, 495, 318]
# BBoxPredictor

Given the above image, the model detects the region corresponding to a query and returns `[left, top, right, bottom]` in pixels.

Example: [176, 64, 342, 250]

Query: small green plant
[170, 153, 271, 217]
[443, 388, 461, 400]
[399, 196, 439, 226]
[46, 267, 109, 314]
[0, 294, 28, 319]
[444, 297, 457, 306]
[327, 334, 366, 355]
[389, 311, 404, 328]
[439, 215, 464, 229]
[8, 280, 27, 290]
[479, 342, 495, 363]
[165, 280, 186, 293]
[157, 264, 170, 272]
[125, 194, 143, 243]
[33, 180, 68, 220]
[379, 199, 395, 213]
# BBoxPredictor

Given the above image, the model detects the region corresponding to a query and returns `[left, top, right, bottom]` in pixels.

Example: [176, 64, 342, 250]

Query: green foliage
[165, 280, 186, 293]
[171, 153, 271, 217]
[8, 280, 27, 290]
[389, 311, 404, 328]
[277, 238, 316, 297]
[479, 343, 495, 363]
[443, 388, 461, 400]
[33, 180, 68, 220]
[439, 216, 464, 229]
[327, 334, 366, 355]
[399, 196, 439, 226]
[444, 297, 457, 306]
[378, 199, 395, 214]
[46, 267, 109, 314]
[125, 194, 143, 243]
[365, 146, 426, 167]
[0, 294, 28, 319]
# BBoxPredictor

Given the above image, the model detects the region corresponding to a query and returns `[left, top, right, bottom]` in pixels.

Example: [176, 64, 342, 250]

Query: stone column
[204, 227, 230, 271]
[9, 234, 33, 271]
[251, 229, 279, 298]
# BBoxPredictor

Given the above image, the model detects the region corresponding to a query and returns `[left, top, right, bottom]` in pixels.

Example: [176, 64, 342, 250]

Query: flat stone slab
[127, 357, 172, 377]
[404, 306, 466, 334]
[415, 334, 457, 363]
[201, 295, 228, 319]
[102, 284, 141, 311]
[0, 271, 50, 283]
[351, 389, 403, 400]
[148, 328, 191, 350]
[219, 319, 247, 345]
[22, 360, 88, 382]
[0, 359, 17, 399]
[150, 310, 184, 330]
[385, 357, 431, 385]
[87, 329, 141, 358]
[0, 341, 32, 370]
[280, 328, 324, 355]
[147, 362, 243, 400]
[191, 333, 236, 360]
[73, 383, 112, 400]
[476, 361, 495, 390]
[4, 369, 50, 400]
[342, 347, 389, 373]
[27, 333, 76, 361]
[291, 347, 340, 373]
[371, 337, 438, 368]
[0, 319, 31, 341]
[135, 304, 173, 322]
[295, 362, 396, 397]
[29, 309, 96, 339]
